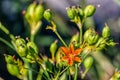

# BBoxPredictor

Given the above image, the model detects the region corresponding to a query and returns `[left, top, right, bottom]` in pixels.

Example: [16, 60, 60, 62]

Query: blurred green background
[0, 0, 120, 80]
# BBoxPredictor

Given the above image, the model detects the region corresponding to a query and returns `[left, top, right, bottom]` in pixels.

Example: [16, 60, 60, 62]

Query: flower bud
[67, 7, 76, 19]
[7, 64, 20, 77]
[27, 41, 38, 54]
[84, 28, 92, 41]
[107, 41, 116, 47]
[95, 37, 106, 50]
[15, 38, 26, 47]
[83, 56, 94, 70]
[27, 2, 36, 18]
[44, 9, 52, 21]
[77, 8, 84, 18]
[84, 5, 96, 17]
[84, 28, 99, 45]
[17, 44, 27, 57]
[35, 4, 44, 21]
[102, 24, 110, 38]
[96, 44, 106, 51]
[5, 55, 14, 64]
[50, 40, 58, 60]
[70, 33, 79, 43]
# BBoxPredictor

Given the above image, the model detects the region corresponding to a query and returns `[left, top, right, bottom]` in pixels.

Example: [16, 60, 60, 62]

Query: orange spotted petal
[70, 44, 74, 54]
[73, 57, 81, 62]
[61, 47, 69, 55]
[62, 56, 69, 61]
[68, 58, 73, 66]
[74, 48, 82, 55]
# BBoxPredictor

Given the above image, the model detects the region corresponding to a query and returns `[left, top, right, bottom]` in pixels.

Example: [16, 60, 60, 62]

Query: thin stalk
[59, 66, 69, 76]
[23, 58, 33, 80]
[77, 22, 82, 45]
[54, 31, 68, 47]
[74, 64, 78, 80]
[0, 37, 15, 51]
[30, 34, 35, 42]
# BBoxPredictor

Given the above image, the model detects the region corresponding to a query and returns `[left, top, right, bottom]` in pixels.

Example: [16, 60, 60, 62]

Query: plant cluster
[0, 2, 119, 80]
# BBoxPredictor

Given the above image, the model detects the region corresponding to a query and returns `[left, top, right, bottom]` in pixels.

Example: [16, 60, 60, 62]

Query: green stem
[81, 69, 89, 79]
[77, 22, 82, 45]
[30, 34, 35, 42]
[23, 58, 33, 80]
[54, 31, 68, 47]
[59, 66, 69, 76]
[0, 37, 15, 51]
[74, 64, 78, 80]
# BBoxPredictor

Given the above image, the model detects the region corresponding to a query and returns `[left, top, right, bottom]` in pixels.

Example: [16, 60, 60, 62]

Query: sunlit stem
[81, 69, 89, 79]
[0, 37, 15, 51]
[54, 31, 68, 48]
[77, 22, 82, 45]
[59, 66, 69, 76]
[74, 64, 78, 80]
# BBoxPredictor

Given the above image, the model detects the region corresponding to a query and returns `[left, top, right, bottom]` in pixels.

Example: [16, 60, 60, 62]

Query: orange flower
[61, 44, 82, 66]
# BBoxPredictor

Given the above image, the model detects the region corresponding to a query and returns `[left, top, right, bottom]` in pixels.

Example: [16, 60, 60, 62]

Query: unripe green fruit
[7, 64, 19, 76]
[96, 44, 106, 51]
[27, 3, 36, 18]
[95, 37, 106, 47]
[84, 29, 99, 45]
[15, 38, 26, 47]
[67, 7, 76, 19]
[27, 41, 38, 54]
[78, 8, 84, 18]
[50, 40, 58, 60]
[17, 44, 27, 57]
[5, 55, 14, 64]
[44, 9, 52, 21]
[83, 56, 94, 70]
[84, 5, 96, 17]
[35, 4, 44, 21]
[87, 33, 99, 45]
[84, 29, 93, 41]
[102, 24, 110, 38]
[70, 33, 79, 43]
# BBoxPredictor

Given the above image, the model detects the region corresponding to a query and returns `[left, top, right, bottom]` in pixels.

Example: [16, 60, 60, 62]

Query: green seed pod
[95, 37, 106, 47]
[108, 41, 116, 47]
[50, 40, 58, 60]
[15, 38, 26, 47]
[67, 7, 76, 19]
[43, 9, 52, 21]
[84, 28, 93, 41]
[83, 56, 94, 70]
[102, 24, 110, 38]
[17, 44, 27, 57]
[35, 4, 44, 21]
[77, 8, 84, 18]
[84, 28, 99, 45]
[27, 41, 38, 54]
[27, 2, 36, 18]
[96, 44, 106, 51]
[87, 33, 99, 45]
[70, 33, 79, 43]
[7, 64, 20, 76]
[5, 55, 14, 64]
[84, 5, 96, 17]
[26, 54, 35, 63]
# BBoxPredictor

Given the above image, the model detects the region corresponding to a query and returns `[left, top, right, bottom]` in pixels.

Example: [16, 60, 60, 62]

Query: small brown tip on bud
[3, 54, 7, 57]
[26, 37, 29, 42]
[12, 55, 16, 60]
[16, 36, 20, 39]
[22, 10, 26, 15]
[55, 40, 58, 44]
